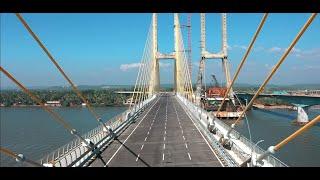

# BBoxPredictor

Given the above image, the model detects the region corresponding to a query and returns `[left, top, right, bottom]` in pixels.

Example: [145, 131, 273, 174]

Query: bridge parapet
[39, 95, 157, 167]
[176, 93, 288, 167]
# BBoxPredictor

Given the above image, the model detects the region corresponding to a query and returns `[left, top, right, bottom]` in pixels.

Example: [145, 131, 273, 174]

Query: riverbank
[0, 89, 129, 108]
[253, 103, 320, 110]
[0, 104, 127, 108]
[253, 103, 295, 110]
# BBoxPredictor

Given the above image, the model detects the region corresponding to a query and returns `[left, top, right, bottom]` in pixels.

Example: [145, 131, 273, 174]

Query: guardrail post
[254, 146, 275, 166]
[14, 153, 43, 167]
[106, 126, 116, 139]
[81, 138, 107, 166]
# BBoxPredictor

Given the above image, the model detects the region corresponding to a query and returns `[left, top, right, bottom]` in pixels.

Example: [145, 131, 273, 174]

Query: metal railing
[39, 95, 156, 167]
[177, 93, 288, 167]
[176, 94, 238, 167]
[214, 116, 288, 167]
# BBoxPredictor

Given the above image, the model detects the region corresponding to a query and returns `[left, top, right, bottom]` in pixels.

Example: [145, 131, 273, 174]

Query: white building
[45, 101, 61, 107]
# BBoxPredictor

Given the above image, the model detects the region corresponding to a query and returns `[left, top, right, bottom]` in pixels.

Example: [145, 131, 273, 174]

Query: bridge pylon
[149, 13, 160, 95]
[148, 13, 191, 96]
[174, 13, 184, 94]
[196, 13, 234, 103]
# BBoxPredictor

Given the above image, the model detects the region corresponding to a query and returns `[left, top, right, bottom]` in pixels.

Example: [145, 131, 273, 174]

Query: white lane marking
[183, 103, 225, 167]
[136, 99, 163, 164]
[161, 96, 168, 162]
[136, 154, 140, 161]
[173, 99, 194, 164]
[106, 97, 160, 165]
[188, 153, 192, 160]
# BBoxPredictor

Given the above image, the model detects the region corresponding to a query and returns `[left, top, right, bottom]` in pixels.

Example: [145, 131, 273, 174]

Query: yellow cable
[274, 115, 320, 151]
[129, 22, 152, 111]
[15, 13, 103, 124]
[0, 66, 74, 131]
[0, 147, 18, 159]
[0, 147, 43, 166]
[216, 13, 269, 115]
[233, 13, 317, 127]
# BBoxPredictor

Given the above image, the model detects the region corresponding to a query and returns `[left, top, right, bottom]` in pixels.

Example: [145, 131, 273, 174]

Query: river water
[234, 108, 320, 167]
[0, 106, 319, 167]
[0, 106, 127, 167]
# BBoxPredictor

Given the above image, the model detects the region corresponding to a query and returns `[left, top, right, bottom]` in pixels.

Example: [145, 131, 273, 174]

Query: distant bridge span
[237, 93, 320, 106]
[115, 91, 142, 94]
[116, 91, 172, 94]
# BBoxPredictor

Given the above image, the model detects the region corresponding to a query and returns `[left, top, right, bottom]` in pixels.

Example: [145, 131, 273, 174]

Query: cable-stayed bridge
[0, 13, 319, 167]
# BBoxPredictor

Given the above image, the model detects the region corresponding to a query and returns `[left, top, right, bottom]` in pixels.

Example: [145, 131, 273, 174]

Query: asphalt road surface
[90, 93, 223, 167]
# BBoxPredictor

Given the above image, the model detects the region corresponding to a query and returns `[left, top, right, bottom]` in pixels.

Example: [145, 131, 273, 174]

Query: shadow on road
[115, 139, 151, 167]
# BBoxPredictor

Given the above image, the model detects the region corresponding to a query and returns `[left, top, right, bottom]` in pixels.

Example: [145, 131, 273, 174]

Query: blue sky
[1, 13, 319, 88]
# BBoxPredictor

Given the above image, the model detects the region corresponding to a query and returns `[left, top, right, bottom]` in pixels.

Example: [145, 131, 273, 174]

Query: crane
[211, 74, 220, 87]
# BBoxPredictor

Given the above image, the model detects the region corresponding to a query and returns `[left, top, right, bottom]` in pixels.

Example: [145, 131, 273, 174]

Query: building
[45, 101, 61, 107]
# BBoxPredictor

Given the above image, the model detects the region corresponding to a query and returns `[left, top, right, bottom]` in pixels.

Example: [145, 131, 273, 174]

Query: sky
[1, 13, 319, 88]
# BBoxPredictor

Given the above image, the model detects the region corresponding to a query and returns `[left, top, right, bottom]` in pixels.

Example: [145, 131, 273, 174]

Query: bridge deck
[90, 94, 223, 167]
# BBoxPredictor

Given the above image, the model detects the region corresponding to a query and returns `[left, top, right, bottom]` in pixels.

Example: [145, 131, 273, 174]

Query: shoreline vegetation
[1, 87, 319, 109]
[0, 104, 128, 108]
[253, 103, 320, 110]
[0, 89, 131, 107]
[252, 97, 295, 110]
[253, 103, 295, 110]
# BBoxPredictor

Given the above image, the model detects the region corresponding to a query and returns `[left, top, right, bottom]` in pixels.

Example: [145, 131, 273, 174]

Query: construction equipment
[211, 74, 220, 87]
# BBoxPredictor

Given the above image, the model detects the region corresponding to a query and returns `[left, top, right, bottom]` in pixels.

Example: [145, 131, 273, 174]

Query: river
[234, 108, 320, 167]
[0, 106, 127, 167]
[0, 106, 319, 167]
